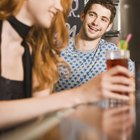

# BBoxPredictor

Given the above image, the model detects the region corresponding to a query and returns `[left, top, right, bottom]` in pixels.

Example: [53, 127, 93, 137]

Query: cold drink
[106, 50, 130, 70]
[106, 58, 128, 70]
[106, 50, 130, 96]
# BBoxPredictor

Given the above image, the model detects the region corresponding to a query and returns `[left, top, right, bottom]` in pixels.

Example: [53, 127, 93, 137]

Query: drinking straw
[120, 40, 125, 50]
[123, 33, 132, 50]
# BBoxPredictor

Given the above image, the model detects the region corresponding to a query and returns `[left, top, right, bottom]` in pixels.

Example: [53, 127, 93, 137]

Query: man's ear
[106, 23, 113, 32]
[80, 12, 85, 22]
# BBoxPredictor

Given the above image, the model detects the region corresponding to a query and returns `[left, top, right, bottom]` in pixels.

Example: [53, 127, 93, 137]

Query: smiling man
[55, 0, 134, 91]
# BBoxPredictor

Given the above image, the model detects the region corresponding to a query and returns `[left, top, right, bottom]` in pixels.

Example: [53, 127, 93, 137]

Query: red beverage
[106, 58, 128, 70]
[106, 57, 129, 96]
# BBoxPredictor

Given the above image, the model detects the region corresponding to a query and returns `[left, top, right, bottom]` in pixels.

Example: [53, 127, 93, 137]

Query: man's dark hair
[83, 0, 116, 23]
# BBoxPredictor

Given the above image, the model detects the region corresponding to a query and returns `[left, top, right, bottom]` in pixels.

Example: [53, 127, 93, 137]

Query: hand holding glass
[106, 50, 130, 96]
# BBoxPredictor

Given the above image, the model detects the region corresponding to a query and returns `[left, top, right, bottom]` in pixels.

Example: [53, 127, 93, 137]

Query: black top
[0, 76, 25, 100]
[0, 17, 32, 100]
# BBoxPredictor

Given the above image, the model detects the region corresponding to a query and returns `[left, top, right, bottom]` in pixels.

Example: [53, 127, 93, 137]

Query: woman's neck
[2, 20, 22, 43]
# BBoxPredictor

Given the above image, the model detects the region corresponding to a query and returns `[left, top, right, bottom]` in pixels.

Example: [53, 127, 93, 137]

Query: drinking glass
[106, 50, 130, 98]
[106, 50, 130, 70]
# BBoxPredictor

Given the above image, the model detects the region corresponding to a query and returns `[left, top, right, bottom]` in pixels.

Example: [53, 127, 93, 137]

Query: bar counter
[0, 100, 139, 140]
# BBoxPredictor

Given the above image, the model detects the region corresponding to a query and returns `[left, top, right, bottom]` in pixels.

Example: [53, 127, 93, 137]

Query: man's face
[81, 4, 112, 40]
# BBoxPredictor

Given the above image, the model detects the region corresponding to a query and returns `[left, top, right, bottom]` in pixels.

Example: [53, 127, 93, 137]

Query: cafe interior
[0, 0, 140, 140]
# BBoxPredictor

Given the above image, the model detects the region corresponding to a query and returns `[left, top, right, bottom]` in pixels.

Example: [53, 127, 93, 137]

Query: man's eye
[102, 18, 108, 22]
[89, 13, 96, 17]
[89, 14, 93, 16]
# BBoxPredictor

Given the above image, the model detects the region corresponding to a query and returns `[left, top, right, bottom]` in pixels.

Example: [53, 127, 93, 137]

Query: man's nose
[92, 17, 100, 26]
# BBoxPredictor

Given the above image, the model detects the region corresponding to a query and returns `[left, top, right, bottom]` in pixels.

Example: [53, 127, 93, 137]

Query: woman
[0, 0, 134, 129]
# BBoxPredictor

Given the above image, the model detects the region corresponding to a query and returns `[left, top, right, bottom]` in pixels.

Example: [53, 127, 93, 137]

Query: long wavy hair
[27, 0, 72, 93]
[0, 0, 24, 19]
[0, 0, 72, 93]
